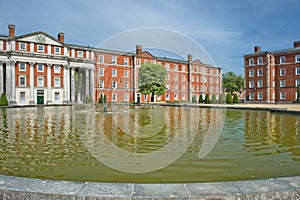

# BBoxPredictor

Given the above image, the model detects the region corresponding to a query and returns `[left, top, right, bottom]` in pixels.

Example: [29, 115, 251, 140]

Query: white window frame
[54, 47, 60, 54]
[144, 60, 147, 64]
[54, 77, 60, 87]
[54, 65, 60, 73]
[249, 92, 254, 100]
[174, 74, 178, 81]
[124, 81, 128, 89]
[181, 94, 185, 101]
[280, 80, 285, 87]
[295, 55, 300, 63]
[280, 56, 285, 64]
[37, 64, 44, 72]
[166, 94, 170, 101]
[249, 58, 254, 66]
[54, 92, 60, 103]
[77, 51, 83, 58]
[19, 76, 26, 86]
[99, 55, 104, 63]
[112, 81, 117, 89]
[37, 45, 44, 52]
[112, 69, 117, 77]
[249, 81, 254, 88]
[137, 59, 141, 66]
[295, 79, 300, 87]
[182, 85, 185, 91]
[37, 77, 44, 87]
[165, 64, 169, 70]
[112, 93, 117, 101]
[280, 92, 286, 100]
[257, 57, 262, 65]
[280, 68, 286, 76]
[19, 62, 26, 71]
[257, 69, 263, 76]
[174, 64, 178, 71]
[124, 58, 129, 66]
[166, 74, 169, 80]
[257, 92, 263, 100]
[182, 75, 185, 81]
[124, 93, 129, 101]
[99, 68, 104, 76]
[181, 65, 185, 72]
[249, 70, 254, 77]
[124, 70, 129, 78]
[20, 92, 26, 102]
[257, 80, 263, 88]
[112, 57, 117, 64]
[19, 43, 26, 51]
[296, 67, 300, 75]
[100, 80, 104, 88]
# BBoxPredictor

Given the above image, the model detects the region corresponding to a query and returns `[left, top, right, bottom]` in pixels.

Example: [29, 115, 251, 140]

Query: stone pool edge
[0, 175, 300, 199]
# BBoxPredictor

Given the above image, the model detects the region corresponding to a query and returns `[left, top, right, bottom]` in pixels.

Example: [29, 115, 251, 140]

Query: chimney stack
[8, 24, 15, 37]
[294, 41, 300, 48]
[58, 32, 65, 43]
[187, 54, 193, 63]
[254, 46, 261, 53]
[136, 45, 142, 54]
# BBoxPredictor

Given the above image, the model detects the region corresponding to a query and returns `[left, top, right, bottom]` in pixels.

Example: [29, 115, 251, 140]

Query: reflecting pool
[0, 105, 299, 183]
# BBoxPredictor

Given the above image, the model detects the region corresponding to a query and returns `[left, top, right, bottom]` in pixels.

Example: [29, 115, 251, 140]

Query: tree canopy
[138, 62, 167, 97]
[222, 72, 244, 94]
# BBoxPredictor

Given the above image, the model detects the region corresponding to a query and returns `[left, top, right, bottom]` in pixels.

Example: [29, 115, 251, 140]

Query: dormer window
[19, 43, 26, 51]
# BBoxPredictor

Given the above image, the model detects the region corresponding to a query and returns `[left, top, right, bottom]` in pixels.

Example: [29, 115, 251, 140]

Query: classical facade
[244, 42, 300, 103]
[0, 24, 222, 105]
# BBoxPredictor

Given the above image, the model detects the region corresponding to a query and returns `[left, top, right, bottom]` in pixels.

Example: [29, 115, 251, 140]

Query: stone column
[11, 61, 16, 105]
[63, 65, 70, 104]
[85, 69, 90, 99]
[90, 69, 95, 102]
[71, 67, 76, 104]
[0, 62, 3, 95]
[77, 70, 82, 103]
[29, 63, 35, 104]
[47, 64, 52, 104]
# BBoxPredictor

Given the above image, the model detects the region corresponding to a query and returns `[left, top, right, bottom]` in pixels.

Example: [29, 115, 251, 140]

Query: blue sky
[1, 0, 300, 75]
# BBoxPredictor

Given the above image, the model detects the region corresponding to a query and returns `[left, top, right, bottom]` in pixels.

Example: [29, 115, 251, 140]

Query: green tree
[226, 93, 233, 104]
[103, 94, 107, 103]
[222, 72, 244, 94]
[138, 62, 167, 102]
[98, 95, 103, 104]
[199, 94, 203, 103]
[218, 94, 225, 103]
[205, 94, 210, 104]
[297, 84, 300, 103]
[211, 94, 217, 104]
[0, 93, 8, 106]
[233, 93, 239, 103]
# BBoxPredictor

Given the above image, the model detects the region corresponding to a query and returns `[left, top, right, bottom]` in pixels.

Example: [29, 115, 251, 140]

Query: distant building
[244, 42, 300, 103]
[0, 24, 222, 105]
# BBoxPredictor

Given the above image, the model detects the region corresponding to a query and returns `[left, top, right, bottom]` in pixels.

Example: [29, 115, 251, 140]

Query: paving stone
[77, 182, 134, 200]
[133, 184, 189, 199]
[185, 182, 243, 200]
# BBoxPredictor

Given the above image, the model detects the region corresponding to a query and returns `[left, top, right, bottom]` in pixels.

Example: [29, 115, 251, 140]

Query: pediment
[17, 32, 63, 46]
[192, 59, 204, 66]
[137, 51, 155, 59]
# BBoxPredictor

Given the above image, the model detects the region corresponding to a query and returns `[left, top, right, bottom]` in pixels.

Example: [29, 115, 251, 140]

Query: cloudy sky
[1, 0, 300, 75]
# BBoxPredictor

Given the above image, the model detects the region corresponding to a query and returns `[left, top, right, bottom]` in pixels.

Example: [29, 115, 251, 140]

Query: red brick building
[244, 42, 300, 103]
[0, 24, 222, 105]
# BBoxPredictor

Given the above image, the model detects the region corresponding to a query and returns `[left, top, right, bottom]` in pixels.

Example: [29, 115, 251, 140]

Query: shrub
[211, 94, 217, 104]
[192, 96, 197, 103]
[0, 93, 8, 106]
[297, 84, 300, 103]
[205, 94, 210, 104]
[103, 95, 107, 103]
[226, 93, 233, 104]
[199, 94, 203, 103]
[218, 94, 225, 103]
[233, 93, 239, 103]
[98, 95, 103, 104]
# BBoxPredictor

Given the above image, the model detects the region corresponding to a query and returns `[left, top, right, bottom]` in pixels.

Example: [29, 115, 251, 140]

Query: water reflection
[0, 106, 299, 182]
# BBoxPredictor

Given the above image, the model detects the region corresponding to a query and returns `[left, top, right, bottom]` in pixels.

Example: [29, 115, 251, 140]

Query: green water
[0, 105, 299, 183]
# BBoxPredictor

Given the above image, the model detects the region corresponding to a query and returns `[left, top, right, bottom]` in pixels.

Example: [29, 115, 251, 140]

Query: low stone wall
[0, 175, 300, 199]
